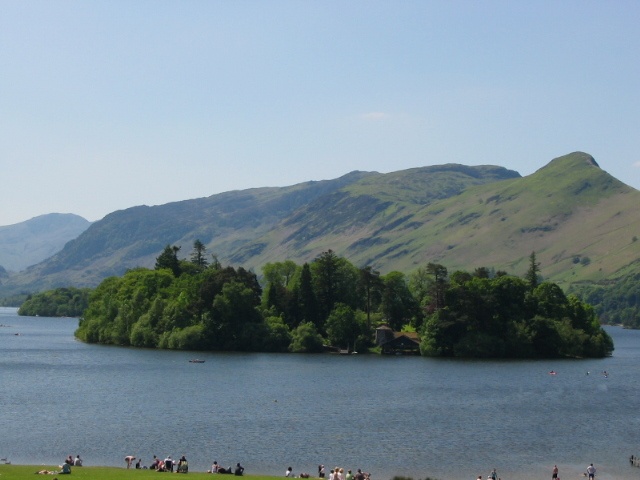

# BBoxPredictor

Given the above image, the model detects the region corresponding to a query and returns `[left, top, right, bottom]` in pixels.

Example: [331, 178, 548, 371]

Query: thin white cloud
[360, 112, 388, 121]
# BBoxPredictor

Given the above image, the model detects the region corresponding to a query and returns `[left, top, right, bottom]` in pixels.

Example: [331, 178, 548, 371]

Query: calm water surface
[1, 307, 639, 480]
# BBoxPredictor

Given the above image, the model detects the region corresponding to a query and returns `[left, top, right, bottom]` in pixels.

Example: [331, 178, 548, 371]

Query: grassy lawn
[0, 465, 282, 480]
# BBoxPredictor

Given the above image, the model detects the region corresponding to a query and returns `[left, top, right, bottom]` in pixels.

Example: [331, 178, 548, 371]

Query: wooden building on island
[375, 325, 421, 355]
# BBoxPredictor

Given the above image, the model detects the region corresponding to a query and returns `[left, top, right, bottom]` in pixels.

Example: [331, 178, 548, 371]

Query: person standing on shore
[125, 456, 136, 469]
[586, 463, 596, 479]
[552, 465, 558, 479]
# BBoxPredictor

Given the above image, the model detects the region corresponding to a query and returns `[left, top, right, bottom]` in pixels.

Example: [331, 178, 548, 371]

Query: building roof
[380, 332, 420, 350]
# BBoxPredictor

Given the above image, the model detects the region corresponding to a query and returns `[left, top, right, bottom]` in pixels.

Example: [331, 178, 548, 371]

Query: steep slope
[2, 172, 374, 292]
[230, 163, 521, 264]
[234, 153, 639, 286]
[0, 164, 518, 294]
[372, 152, 638, 284]
[1, 152, 638, 297]
[0, 214, 91, 272]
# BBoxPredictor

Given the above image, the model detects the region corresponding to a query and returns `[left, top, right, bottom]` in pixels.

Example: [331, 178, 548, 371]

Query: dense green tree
[449, 270, 473, 285]
[570, 273, 640, 328]
[311, 250, 359, 325]
[311, 250, 340, 321]
[190, 239, 209, 268]
[474, 267, 491, 279]
[129, 297, 165, 347]
[205, 281, 263, 351]
[155, 244, 182, 276]
[358, 266, 383, 330]
[566, 294, 597, 332]
[408, 265, 431, 305]
[426, 263, 448, 310]
[261, 261, 299, 327]
[532, 282, 569, 320]
[296, 262, 319, 328]
[75, 268, 174, 345]
[75, 276, 122, 343]
[420, 272, 613, 359]
[199, 266, 262, 312]
[381, 271, 417, 331]
[490, 275, 529, 324]
[419, 308, 468, 357]
[262, 261, 299, 288]
[525, 251, 541, 290]
[289, 321, 325, 353]
[19, 287, 91, 317]
[408, 265, 440, 328]
[525, 316, 564, 357]
[160, 324, 206, 350]
[264, 282, 280, 310]
[325, 303, 365, 350]
[262, 316, 292, 352]
[160, 272, 202, 330]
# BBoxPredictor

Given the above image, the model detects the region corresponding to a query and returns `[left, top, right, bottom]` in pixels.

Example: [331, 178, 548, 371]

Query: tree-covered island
[18, 287, 91, 317]
[68, 243, 614, 358]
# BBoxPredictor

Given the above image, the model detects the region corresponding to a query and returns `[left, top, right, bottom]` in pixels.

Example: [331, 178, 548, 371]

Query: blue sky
[1, 1, 639, 226]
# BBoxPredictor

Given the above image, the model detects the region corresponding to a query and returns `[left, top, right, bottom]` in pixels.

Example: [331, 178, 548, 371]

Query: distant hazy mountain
[1, 152, 638, 299]
[0, 213, 91, 272]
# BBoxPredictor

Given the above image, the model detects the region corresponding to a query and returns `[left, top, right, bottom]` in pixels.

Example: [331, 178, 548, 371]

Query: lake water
[1, 306, 639, 480]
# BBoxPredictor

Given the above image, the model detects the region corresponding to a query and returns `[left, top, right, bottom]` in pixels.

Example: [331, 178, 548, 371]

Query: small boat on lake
[189, 359, 205, 363]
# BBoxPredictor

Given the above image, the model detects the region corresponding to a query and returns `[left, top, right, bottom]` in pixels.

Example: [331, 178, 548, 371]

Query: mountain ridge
[1, 152, 638, 300]
[0, 213, 91, 272]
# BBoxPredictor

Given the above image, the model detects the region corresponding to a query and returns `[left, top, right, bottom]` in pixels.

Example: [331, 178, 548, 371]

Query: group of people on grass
[210, 461, 245, 475]
[285, 465, 369, 480]
[35, 456, 599, 480]
[125, 455, 189, 473]
[34, 455, 82, 475]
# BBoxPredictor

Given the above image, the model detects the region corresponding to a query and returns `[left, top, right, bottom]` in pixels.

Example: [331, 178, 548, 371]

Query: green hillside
[237, 152, 639, 288]
[1, 152, 638, 324]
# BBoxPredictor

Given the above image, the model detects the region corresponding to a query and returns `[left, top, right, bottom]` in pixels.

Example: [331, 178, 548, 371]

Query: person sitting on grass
[177, 456, 188, 473]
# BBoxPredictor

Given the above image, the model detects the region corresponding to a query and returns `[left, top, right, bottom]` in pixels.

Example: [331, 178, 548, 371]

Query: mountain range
[0, 213, 90, 273]
[1, 152, 638, 304]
